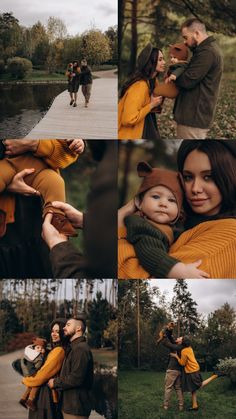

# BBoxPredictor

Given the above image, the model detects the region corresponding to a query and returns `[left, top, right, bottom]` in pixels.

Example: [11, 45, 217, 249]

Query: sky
[1, 0, 117, 35]
[150, 279, 236, 317]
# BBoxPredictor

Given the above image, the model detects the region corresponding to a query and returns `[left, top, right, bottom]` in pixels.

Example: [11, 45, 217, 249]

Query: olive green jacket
[174, 36, 223, 128]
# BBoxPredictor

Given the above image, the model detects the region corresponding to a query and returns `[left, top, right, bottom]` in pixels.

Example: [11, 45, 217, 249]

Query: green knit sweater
[125, 214, 179, 278]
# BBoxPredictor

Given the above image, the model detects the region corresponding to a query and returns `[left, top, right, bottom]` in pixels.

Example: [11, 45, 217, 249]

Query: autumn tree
[80, 29, 112, 65]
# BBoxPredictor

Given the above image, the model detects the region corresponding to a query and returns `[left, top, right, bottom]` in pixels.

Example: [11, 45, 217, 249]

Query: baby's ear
[137, 161, 153, 177]
[134, 196, 141, 210]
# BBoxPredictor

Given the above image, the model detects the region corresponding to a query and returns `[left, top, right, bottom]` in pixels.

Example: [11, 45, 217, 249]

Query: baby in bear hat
[165, 42, 189, 84]
[19, 337, 47, 411]
[124, 161, 209, 279]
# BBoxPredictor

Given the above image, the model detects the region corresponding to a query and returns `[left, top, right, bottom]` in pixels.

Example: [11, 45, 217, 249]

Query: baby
[66, 62, 74, 81]
[19, 337, 47, 411]
[0, 139, 84, 238]
[165, 42, 189, 84]
[157, 321, 175, 345]
[125, 161, 209, 279]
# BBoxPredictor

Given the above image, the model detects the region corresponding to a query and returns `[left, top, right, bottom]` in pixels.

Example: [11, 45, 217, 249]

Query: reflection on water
[0, 84, 66, 138]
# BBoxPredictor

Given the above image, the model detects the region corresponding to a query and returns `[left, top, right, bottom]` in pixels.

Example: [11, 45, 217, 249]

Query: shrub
[7, 57, 32, 79]
[216, 357, 236, 385]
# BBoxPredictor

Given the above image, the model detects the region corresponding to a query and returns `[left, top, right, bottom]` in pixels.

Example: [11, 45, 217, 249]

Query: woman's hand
[3, 139, 39, 156]
[118, 199, 136, 228]
[150, 95, 163, 109]
[50, 201, 83, 228]
[6, 169, 40, 196]
[66, 139, 85, 154]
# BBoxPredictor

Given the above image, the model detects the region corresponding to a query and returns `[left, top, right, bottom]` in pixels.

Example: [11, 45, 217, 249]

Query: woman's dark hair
[50, 318, 67, 349]
[120, 48, 160, 98]
[182, 336, 192, 348]
[73, 61, 79, 68]
[177, 140, 236, 217]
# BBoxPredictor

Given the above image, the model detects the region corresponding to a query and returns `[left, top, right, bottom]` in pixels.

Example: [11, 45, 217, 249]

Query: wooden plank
[25, 76, 117, 140]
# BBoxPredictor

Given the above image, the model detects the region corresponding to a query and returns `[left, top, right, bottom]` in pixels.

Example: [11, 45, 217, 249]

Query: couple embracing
[15, 317, 93, 419]
[160, 323, 224, 412]
[118, 17, 223, 140]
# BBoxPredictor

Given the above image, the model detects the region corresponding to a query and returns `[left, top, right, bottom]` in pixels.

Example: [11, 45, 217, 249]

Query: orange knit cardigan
[118, 219, 236, 279]
[118, 79, 178, 140]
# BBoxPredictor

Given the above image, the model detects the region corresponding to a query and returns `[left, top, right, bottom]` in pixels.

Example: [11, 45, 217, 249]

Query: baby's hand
[67, 139, 85, 154]
[165, 74, 176, 84]
[168, 260, 209, 279]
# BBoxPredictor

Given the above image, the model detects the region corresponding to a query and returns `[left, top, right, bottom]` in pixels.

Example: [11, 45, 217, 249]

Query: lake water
[0, 83, 66, 138]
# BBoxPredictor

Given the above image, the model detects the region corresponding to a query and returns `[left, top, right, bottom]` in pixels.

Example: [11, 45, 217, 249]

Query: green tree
[170, 280, 200, 336]
[0, 12, 23, 60]
[87, 291, 116, 348]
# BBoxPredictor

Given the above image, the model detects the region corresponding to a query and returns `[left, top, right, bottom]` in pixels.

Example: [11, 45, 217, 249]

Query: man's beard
[189, 37, 198, 51]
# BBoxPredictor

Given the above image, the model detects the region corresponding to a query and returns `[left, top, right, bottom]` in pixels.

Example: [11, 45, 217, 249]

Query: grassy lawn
[119, 371, 236, 419]
[92, 348, 117, 368]
[158, 73, 236, 139]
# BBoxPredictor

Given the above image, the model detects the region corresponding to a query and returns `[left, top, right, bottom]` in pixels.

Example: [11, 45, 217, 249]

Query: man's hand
[67, 139, 85, 154]
[4, 139, 39, 156]
[6, 169, 40, 196]
[42, 213, 68, 250]
[51, 201, 83, 228]
[48, 379, 55, 389]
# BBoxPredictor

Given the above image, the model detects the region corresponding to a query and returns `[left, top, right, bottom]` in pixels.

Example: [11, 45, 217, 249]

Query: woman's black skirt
[182, 370, 203, 392]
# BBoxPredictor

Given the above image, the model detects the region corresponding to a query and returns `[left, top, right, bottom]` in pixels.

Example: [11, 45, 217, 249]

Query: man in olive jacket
[161, 336, 184, 411]
[48, 317, 94, 419]
[173, 18, 223, 139]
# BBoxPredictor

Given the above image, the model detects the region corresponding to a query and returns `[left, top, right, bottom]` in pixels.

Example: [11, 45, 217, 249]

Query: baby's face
[170, 55, 179, 64]
[34, 344, 45, 354]
[139, 185, 178, 224]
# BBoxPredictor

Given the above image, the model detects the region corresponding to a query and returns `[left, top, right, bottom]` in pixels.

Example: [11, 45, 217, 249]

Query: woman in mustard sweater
[118, 140, 236, 278]
[170, 337, 223, 411]
[118, 43, 178, 140]
[22, 318, 66, 419]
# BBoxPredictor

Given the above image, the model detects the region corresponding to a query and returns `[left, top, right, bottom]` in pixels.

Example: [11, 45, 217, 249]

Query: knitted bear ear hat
[32, 337, 47, 348]
[136, 161, 183, 219]
[169, 43, 189, 61]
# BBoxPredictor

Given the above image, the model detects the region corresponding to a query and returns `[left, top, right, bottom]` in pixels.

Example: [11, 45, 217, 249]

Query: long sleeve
[161, 338, 182, 352]
[118, 226, 150, 279]
[125, 215, 179, 278]
[120, 81, 151, 127]
[34, 140, 79, 169]
[22, 347, 65, 387]
[175, 49, 215, 90]
[50, 241, 85, 279]
[53, 348, 91, 390]
[169, 219, 236, 278]
[176, 352, 188, 367]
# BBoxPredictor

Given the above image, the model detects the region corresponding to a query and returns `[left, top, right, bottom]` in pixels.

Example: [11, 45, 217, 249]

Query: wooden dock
[25, 70, 117, 140]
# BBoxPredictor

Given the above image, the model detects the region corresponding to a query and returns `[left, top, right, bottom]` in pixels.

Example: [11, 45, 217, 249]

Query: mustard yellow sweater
[118, 80, 178, 140]
[176, 347, 200, 373]
[118, 219, 236, 279]
[0, 140, 79, 224]
[22, 346, 65, 387]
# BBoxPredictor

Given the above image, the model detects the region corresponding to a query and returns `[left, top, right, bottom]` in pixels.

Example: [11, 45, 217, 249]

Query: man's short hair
[72, 317, 87, 334]
[181, 18, 206, 33]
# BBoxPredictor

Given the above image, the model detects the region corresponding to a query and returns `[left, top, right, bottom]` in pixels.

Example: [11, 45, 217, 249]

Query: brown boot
[51, 213, 78, 237]
[26, 399, 37, 411]
[0, 210, 6, 238]
[19, 399, 28, 409]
